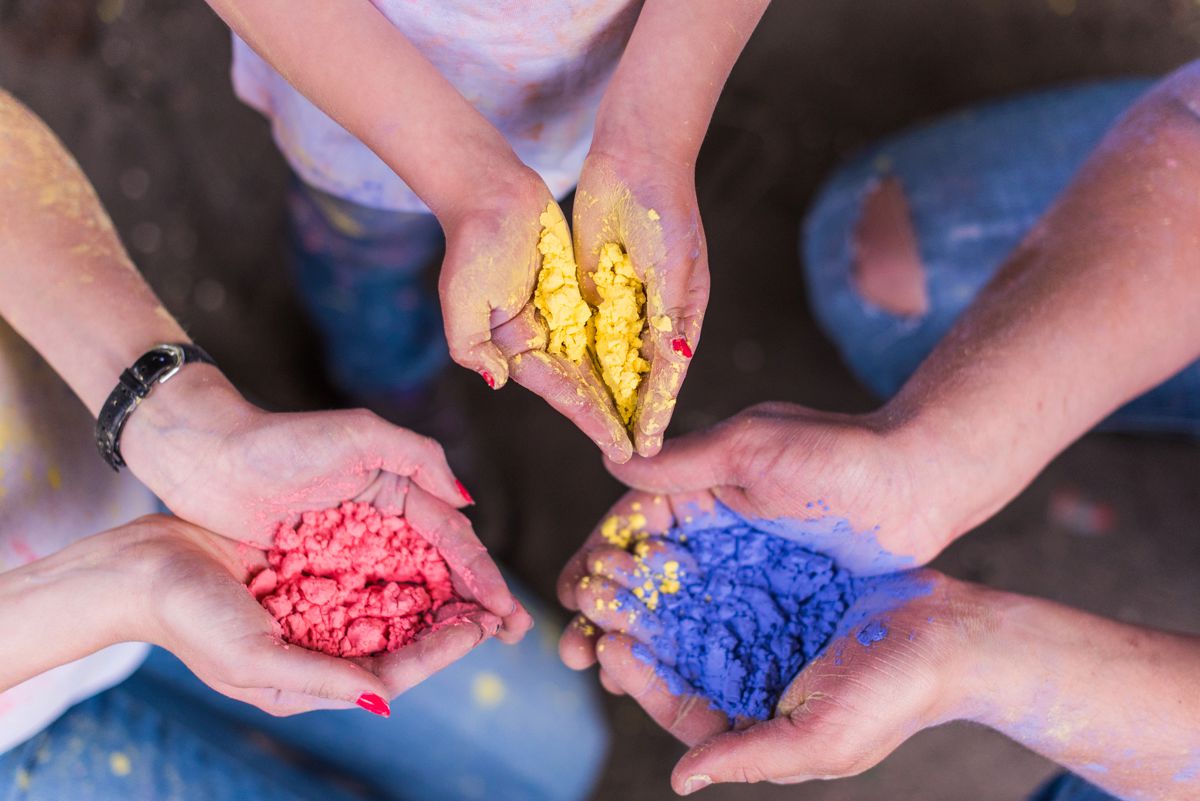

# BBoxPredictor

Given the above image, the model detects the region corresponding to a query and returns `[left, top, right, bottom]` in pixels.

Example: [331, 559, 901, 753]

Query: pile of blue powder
[629, 522, 862, 721]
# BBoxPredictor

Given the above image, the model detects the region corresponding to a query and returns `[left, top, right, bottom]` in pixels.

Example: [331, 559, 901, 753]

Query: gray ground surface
[3, 1, 1198, 799]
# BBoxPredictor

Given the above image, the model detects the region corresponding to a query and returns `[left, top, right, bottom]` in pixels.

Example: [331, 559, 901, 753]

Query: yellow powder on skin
[532, 204, 650, 426]
[533, 204, 591, 363]
[591, 242, 650, 424]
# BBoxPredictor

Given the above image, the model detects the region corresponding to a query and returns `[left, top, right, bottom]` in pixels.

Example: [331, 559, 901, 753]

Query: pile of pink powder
[248, 501, 469, 657]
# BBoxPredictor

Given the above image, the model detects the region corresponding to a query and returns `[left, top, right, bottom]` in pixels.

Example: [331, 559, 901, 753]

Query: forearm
[205, 0, 530, 221]
[962, 589, 1200, 801]
[887, 65, 1200, 538]
[0, 90, 190, 415]
[0, 531, 139, 691]
[591, 0, 770, 165]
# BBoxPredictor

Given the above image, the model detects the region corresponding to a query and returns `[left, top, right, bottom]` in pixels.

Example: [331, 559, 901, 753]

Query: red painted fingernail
[481, 370, 496, 389]
[455, 479, 475, 505]
[671, 336, 693, 358]
[356, 693, 391, 718]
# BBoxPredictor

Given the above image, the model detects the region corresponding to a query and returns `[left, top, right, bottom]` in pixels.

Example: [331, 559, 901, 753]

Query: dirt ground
[3, 1, 1198, 799]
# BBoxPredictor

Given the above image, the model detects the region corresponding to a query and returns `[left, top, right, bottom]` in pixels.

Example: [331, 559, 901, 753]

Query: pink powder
[248, 501, 470, 657]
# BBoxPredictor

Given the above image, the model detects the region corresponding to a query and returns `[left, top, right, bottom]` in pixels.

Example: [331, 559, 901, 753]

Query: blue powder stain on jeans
[633, 522, 862, 721]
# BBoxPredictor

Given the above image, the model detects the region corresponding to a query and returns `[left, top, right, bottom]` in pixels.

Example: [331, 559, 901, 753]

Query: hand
[120, 369, 531, 639]
[596, 402, 953, 578]
[125, 514, 505, 714]
[437, 167, 634, 462]
[573, 148, 709, 457]
[563, 555, 988, 795]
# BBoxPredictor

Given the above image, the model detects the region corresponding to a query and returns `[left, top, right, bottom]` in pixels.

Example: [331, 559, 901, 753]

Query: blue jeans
[804, 79, 1200, 434]
[287, 179, 448, 398]
[1, 594, 607, 801]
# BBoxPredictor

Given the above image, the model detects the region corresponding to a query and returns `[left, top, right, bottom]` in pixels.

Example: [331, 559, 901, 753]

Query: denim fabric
[287, 177, 449, 397]
[804, 79, 1200, 433]
[1, 592, 607, 801]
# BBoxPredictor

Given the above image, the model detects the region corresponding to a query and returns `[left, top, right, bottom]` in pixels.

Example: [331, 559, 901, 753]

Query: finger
[404, 485, 516, 620]
[495, 597, 533, 645]
[605, 419, 743, 496]
[439, 268, 511, 390]
[557, 492, 675, 610]
[587, 540, 698, 612]
[360, 413, 468, 509]
[232, 630, 390, 710]
[372, 617, 487, 697]
[492, 304, 633, 462]
[670, 714, 825, 793]
[576, 575, 663, 642]
[597, 633, 728, 747]
[598, 667, 625, 695]
[560, 613, 602, 670]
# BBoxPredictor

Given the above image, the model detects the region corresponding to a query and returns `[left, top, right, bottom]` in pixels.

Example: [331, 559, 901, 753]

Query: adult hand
[128, 514, 505, 714]
[573, 149, 708, 457]
[119, 369, 530, 639]
[564, 559, 988, 795]
[436, 167, 634, 461]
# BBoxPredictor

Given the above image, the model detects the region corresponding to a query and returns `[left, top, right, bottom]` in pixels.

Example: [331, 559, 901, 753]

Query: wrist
[591, 103, 702, 170]
[420, 144, 537, 226]
[119, 363, 258, 497]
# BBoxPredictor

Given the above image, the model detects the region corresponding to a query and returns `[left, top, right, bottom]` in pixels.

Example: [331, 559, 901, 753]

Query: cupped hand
[573, 149, 709, 457]
[602, 401, 954, 575]
[561, 553, 989, 795]
[122, 380, 530, 639]
[437, 167, 633, 461]
[126, 514, 507, 715]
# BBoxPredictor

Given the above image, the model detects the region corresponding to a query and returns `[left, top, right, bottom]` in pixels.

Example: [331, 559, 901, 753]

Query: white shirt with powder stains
[231, 0, 640, 212]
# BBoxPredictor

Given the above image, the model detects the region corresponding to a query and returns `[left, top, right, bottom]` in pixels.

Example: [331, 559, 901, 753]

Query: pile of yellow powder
[533, 204, 650, 424]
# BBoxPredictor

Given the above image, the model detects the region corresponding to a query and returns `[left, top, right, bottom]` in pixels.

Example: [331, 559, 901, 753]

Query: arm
[574, 0, 770, 455]
[889, 63, 1200, 540]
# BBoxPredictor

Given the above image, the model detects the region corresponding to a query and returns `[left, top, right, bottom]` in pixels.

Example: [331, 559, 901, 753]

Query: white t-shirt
[0, 323, 157, 753]
[231, 0, 640, 212]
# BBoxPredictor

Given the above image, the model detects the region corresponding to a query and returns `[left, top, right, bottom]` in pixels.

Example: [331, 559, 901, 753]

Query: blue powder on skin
[630, 522, 862, 721]
[856, 619, 888, 646]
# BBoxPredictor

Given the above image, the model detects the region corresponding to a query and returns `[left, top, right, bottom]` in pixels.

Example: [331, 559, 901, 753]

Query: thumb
[242, 632, 391, 714]
[670, 716, 816, 794]
[605, 420, 742, 495]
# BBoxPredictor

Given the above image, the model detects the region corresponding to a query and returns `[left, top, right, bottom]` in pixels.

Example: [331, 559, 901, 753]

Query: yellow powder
[533, 204, 591, 363]
[532, 206, 649, 426]
[591, 242, 650, 424]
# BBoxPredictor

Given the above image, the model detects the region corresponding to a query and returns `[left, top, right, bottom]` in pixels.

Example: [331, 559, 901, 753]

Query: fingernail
[682, 775, 712, 795]
[480, 370, 496, 389]
[455, 479, 475, 505]
[356, 693, 391, 718]
[671, 336, 693, 359]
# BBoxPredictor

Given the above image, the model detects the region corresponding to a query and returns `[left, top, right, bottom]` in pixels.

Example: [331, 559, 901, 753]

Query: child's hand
[573, 150, 709, 457]
[121, 374, 530, 639]
[561, 555, 987, 794]
[436, 169, 634, 462]
[130, 514, 504, 714]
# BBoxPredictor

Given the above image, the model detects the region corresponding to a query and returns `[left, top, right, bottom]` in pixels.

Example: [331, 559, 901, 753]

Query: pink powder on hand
[248, 501, 470, 657]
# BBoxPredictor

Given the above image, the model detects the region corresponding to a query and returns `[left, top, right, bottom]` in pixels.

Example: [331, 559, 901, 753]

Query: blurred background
[3, 1, 1199, 798]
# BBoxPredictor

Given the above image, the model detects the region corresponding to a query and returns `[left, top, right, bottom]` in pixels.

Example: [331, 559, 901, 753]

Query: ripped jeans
[803, 79, 1200, 434]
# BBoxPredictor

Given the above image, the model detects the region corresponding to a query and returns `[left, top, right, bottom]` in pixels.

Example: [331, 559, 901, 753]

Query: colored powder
[531, 204, 649, 425]
[534, 205, 591, 363]
[628, 522, 861, 721]
[247, 501, 471, 658]
[590, 242, 650, 424]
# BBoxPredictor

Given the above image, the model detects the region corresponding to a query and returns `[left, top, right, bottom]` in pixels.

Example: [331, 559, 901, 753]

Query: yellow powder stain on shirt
[109, 752, 132, 777]
[592, 242, 650, 424]
[532, 205, 649, 425]
[534, 203, 591, 363]
[16, 768, 30, 790]
[471, 673, 507, 708]
[46, 466, 61, 490]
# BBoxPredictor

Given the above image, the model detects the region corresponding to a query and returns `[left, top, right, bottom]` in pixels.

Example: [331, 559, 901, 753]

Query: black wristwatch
[95, 343, 216, 471]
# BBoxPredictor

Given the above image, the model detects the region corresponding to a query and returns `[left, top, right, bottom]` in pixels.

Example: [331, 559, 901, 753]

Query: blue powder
[856, 619, 888, 646]
[630, 522, 862, 721]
